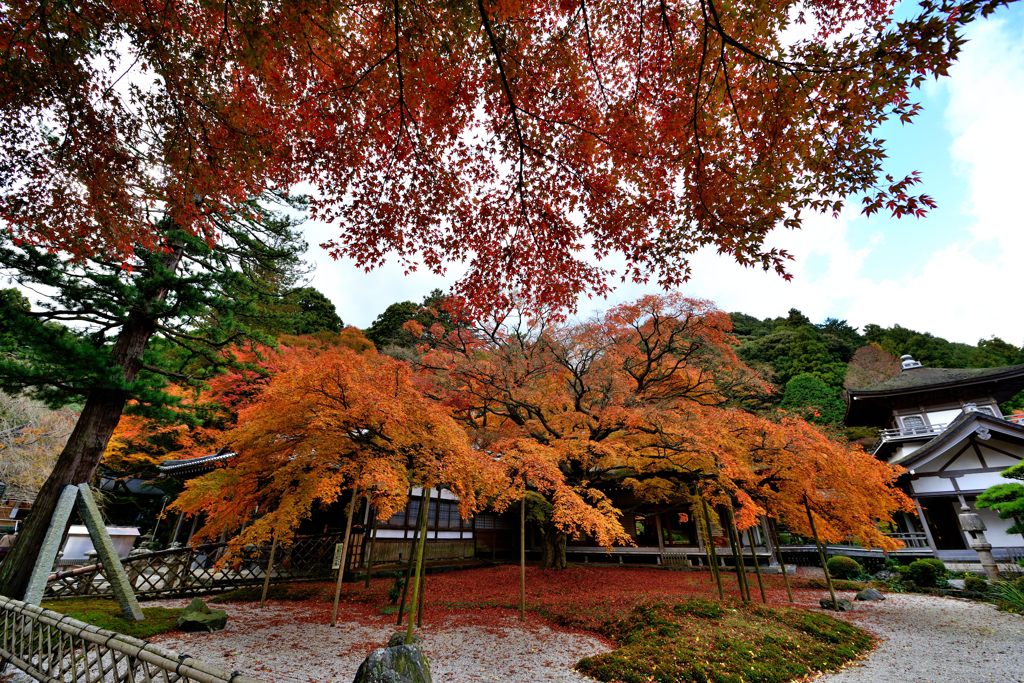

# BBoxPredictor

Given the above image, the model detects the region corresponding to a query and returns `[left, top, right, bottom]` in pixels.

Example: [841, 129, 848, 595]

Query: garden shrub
[990, 579, 1024, 614]
[963, 573, 988, 593]
[826, 555, 863, 580]
[905, 559, 946, 588]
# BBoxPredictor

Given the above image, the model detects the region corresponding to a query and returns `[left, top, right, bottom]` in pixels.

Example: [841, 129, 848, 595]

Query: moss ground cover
[41, 599, 183, 639]
[575, 600, 873, 683]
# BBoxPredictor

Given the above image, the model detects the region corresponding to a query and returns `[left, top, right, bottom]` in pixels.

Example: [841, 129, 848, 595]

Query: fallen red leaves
[273, 565, 824, 636]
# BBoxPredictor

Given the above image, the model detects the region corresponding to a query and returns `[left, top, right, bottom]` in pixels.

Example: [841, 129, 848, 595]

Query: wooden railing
[45, 533, 343, 600]
[0, 596, 262, 683]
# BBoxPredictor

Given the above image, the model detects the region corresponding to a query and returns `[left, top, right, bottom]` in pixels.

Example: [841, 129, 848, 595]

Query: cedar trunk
[0, 248, 183, 599]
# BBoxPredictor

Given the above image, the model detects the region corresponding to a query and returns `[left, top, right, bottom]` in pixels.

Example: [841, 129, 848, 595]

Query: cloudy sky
[300, 4, 1024, 345]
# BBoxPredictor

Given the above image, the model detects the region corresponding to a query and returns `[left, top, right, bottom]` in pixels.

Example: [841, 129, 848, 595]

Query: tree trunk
[0, 246, 183, 599]
[540, 525, 566, 570]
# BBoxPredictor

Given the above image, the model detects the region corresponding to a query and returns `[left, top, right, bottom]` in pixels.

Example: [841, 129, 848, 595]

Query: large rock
[855, 587, 886, 602]
[175, 598, 228, 632]
[353, 634, 432, 683]
[819, 597, 853, 611]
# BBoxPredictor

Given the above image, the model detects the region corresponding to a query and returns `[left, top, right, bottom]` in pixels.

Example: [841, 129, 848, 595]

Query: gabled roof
[158, 450, 236, 477]
[891, 411, 1024, 470]
[846, 363, 1024, 426]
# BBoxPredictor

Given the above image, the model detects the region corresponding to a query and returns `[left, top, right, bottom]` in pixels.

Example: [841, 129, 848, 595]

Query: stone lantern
[958, 504, 1000, 581]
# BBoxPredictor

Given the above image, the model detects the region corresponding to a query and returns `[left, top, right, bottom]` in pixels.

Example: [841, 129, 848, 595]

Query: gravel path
[153, 602, 609, 682]
[817, 593, 1024, 683]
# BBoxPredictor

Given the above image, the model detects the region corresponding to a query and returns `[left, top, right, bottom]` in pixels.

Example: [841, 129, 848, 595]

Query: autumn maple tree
[0, 0, 1009, 598]
[420, 294, 910, 569]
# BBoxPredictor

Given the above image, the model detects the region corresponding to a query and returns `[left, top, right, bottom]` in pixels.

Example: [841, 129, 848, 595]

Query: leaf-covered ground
[214, 565, 873, 682]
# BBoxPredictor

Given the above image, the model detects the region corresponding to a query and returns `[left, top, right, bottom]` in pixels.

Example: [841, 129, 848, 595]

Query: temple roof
[846, 360, 1024, 426]
[158, 450, 236, 477]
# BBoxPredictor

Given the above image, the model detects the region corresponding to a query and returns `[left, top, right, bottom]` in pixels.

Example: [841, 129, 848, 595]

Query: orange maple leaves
[170, 343, 501, 549]
[420, 293, 910, 547]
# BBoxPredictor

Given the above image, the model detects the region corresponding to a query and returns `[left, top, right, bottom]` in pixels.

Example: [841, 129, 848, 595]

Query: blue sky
[303, 4, 1024, 345]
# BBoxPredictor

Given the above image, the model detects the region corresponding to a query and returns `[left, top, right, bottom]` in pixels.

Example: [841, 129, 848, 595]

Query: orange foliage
[421, 294, 910, 549]
[171, 345, 502, 551]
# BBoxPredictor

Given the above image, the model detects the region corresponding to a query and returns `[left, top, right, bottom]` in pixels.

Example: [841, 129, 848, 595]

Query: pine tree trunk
[0, 247, 183, 599]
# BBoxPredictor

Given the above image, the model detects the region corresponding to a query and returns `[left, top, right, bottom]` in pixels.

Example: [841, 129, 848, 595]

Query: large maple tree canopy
[0, 0, 1005, 313]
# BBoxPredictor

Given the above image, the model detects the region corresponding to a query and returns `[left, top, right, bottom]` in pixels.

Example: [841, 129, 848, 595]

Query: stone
[819, 597, 853, 611]
[353, 637, 432, 683]
[855, 588, 886, 601]
[176, 598, 228, 632]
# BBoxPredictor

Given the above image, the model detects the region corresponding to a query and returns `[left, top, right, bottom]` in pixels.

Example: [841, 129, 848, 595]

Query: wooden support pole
[364, 499, 377, 588]
[259, 533, 278, 609]
[746, 527, 767, 604]
[804, 495, 837, 607]
[721, 504, 750, 602]
[395, 501, 421, 626]
[519, 495, 526, 621]
[654, 513, 665, 566]
[405, 488, 431, 644]
[330, 487, 360, 627]
[768, 518, 793, 603]
[699, 497, 724, 600]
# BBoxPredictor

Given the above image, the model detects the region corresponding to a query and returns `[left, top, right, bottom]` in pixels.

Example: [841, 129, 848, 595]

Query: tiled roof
[849, 364, 1024, 394]
[158, 451, 236, 475]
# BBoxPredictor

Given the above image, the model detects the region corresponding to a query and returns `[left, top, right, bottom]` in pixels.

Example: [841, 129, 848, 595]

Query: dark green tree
[0, 196, 306, 598]
[277, 287, 344, 336]
[780, 373, 847, 425]
[365, 289, 455, 353]
[977, 461, 1024, 537]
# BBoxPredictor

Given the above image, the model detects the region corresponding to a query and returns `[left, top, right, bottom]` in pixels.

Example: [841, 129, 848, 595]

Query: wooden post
[746, 527, 767, 604]
[259, 533, 279, 609]
[405, 488, 431, 644]
[654, 513, 665, 566]
[330, 487, 360, 627]
[803, 495, 837, 607]
[364, 499, 377, 588]
[699, 497, 724, 600]
[768, 519, 793, 603]
[519, 495, 526, 621]
[395, 500, 421, 626]
[721, 504, 750, 602]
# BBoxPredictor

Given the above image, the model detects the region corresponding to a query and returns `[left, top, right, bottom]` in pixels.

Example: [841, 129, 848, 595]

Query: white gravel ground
[153, 602, 609, 682]
[816, 593, 1024, 683]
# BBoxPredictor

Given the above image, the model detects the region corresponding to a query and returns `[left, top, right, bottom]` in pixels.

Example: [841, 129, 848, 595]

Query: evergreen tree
[0, 196, 306, 597]
[781, 374, 847, 426]
[365, 289, 455, 354]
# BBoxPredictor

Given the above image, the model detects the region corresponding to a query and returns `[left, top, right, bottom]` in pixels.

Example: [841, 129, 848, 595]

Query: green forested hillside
[731, 309, 1024, 427]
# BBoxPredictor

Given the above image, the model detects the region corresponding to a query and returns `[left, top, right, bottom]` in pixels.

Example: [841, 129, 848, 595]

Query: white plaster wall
[974, 506, 1023, 547]
[911, 477, 956, 495]
[926, 408, 963, 426]
[979, 446, 1021, 469]
[955, 471, 1009, 493]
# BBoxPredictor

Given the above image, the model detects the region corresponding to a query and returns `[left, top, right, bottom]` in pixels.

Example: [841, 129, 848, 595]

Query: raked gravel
[816, 592, 1024, 683]
[152, 601, 609, 683]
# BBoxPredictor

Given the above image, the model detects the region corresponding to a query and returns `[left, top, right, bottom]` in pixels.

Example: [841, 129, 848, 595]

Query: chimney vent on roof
[900, 354, 923, 371]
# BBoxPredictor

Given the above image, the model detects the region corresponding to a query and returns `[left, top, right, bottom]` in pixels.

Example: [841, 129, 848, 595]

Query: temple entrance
[920, 496, 967, 550]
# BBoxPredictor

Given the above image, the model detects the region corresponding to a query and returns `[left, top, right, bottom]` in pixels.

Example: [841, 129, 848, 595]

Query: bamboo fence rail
[0, 595, 263, 682]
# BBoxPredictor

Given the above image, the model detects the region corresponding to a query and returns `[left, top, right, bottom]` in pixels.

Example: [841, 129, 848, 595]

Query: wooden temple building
[847, 354, 1024, 568]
